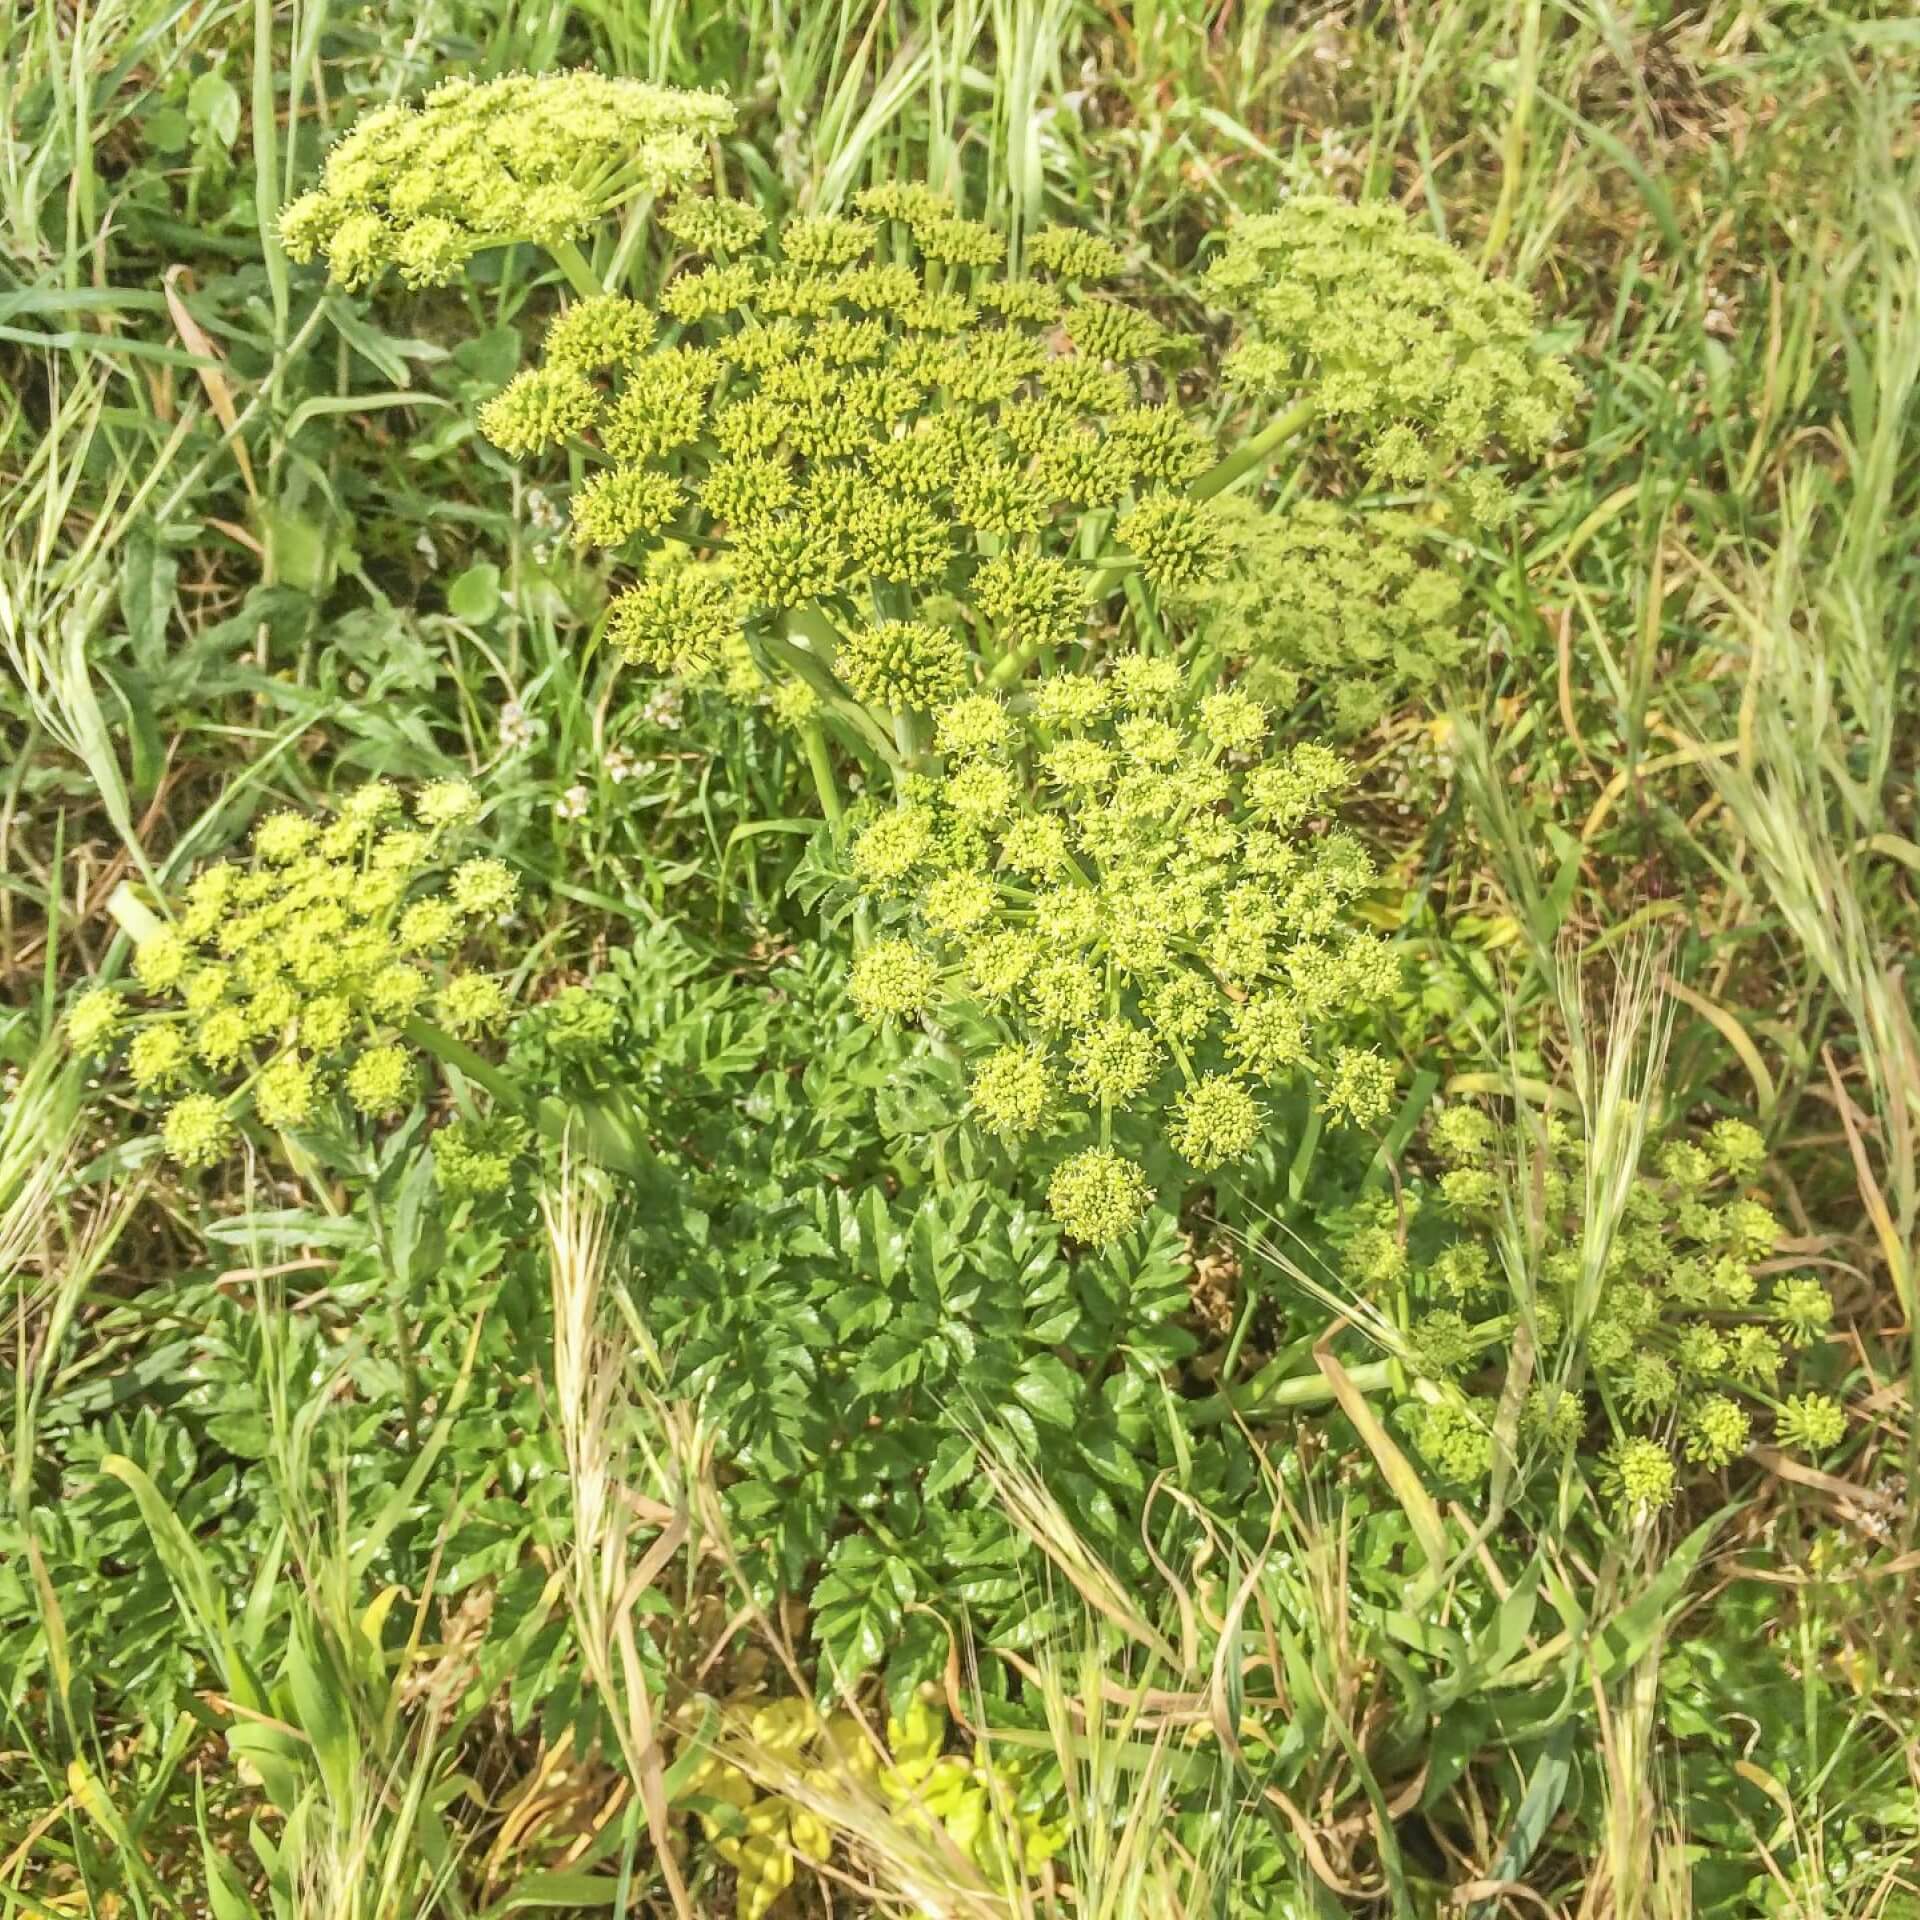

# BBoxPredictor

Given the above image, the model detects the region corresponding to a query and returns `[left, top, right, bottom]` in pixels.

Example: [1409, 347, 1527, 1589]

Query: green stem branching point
[1065, 401, 1319, 624]
[405, 1018, 652, 1177]
[985, 634, 1058, 692]
[774, 609, 899, 765]
[1188, 1354, 1395, 1429]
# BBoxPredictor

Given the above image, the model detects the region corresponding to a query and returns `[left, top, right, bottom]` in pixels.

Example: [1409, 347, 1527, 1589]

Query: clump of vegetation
[680, 1693, 1062, 1920]
[9, 13, 1912, 1919]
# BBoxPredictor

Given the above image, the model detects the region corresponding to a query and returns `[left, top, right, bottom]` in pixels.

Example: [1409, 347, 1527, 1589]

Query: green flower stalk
[280, 72, 732, 292]
[73, 780, 516, 1168]
[835, 653, 1402, 1245]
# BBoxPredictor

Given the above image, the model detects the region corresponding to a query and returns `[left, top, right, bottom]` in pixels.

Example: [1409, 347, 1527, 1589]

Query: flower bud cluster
[280, 72, 732, 289]
[841, 655, 1402, 1244]
[67, 781, 515, 1167]
[480, 187, 1229, 700]
[1359, 1106, 1841, 1502]
[1205, 196, 1579, 514]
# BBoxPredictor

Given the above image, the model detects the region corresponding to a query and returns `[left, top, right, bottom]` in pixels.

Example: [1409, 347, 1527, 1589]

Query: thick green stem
[776, 609, 899, 766]
[405, 1018, 523, 1109]
[1188, 1355, 1395, 1430]
[891, 706, 932, 774]
[362, 1155, 423, 1436]
[798, 717, 844, 830]
[985, 634, 1054, 692]
[606, 193, 658, 288]
[547, 237, 605, 299]
[1216, 1282, 1262, 1385]
[1190, 398, 1318, 502]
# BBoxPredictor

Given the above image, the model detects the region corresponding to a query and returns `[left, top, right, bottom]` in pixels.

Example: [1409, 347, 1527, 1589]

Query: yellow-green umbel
[1047, 1148, 1154, 1248]
[474, 186, 1236, 719]
[1205, 195, 1580, 506]
[69, 781, 515, 1168]
[280, 72, 732, 289]
[836, 653, 1400, 1243]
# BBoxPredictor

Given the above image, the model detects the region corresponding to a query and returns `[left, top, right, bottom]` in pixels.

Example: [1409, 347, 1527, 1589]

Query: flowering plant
[439, 162, 1592, 1269]
[251, 78, 1846, 1607]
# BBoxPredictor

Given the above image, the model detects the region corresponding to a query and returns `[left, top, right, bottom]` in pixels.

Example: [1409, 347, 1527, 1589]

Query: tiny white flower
[555, 783, 590, 821]
[499, 701, 535, 751]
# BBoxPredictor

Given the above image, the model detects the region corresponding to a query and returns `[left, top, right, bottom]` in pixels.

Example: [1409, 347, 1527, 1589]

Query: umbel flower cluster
[1181, 499, 1470, 736]
[478, 185, 1230, 697]
[1349, 1107, 1845, 1509]
[66, 783, 516, 1167]
[1205, 195, 1580, 517]
[842, 653, 1402, 1246]
[279, 72, 732, 290]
